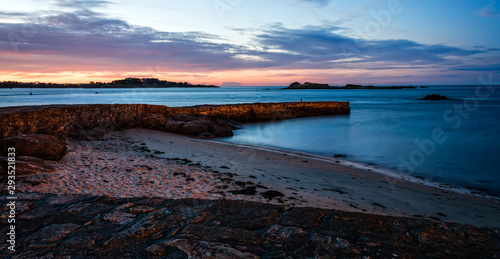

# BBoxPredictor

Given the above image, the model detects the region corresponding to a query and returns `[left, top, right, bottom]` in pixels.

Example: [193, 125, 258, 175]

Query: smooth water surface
[1, 86, 499, 195]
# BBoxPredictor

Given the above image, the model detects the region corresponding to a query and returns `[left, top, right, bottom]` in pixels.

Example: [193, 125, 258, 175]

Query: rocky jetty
[0, 102, 350, 176]
[1, 194, 498, 258]
[0, 102, 350, 139]
[418, 94, 449, 100]
[0, 102, 349, 181]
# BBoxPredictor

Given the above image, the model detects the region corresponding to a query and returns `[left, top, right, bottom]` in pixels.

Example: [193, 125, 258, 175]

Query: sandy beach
[18, 128, 500, 228]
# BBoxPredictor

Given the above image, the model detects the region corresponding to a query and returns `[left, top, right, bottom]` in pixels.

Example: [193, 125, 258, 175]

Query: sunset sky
[0, 0, 499, 86]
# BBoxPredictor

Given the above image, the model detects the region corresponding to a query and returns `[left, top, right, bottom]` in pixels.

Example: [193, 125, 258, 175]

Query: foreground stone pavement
[1, 193, 499, 258]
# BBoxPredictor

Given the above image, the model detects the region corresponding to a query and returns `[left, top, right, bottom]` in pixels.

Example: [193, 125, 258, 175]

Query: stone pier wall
[0, 102, 350, 138]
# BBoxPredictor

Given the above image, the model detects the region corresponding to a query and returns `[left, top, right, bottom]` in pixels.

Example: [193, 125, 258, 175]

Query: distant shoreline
[285, 82, 417, 89]
[1, 86, 219, 89]
[0, 77, 220, 89]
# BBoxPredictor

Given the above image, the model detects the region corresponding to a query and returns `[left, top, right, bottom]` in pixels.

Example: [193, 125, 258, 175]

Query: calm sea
[1, 86, 499, 196]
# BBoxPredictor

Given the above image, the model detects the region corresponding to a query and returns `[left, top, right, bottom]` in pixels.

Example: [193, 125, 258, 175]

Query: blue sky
[0, 0, 499, 85]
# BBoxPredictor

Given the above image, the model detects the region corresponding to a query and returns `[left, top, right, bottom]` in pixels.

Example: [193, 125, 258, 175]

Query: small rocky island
[286, 82, 416, 89]
[418, 94, 450, 100]
[0, 77, 219, 88]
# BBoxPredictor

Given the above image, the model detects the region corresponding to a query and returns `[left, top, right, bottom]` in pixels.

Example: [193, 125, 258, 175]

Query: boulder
[215, 118, 243, 130]
[418, 94, 449, 100]
[208, 124, 234, 137]
[177, 120, 211, 137]
[175, 119, 235, 138]
[0, 134, 67, 161]
[139, 114, 168, 130]
[0, 156, 55, 175]
[164, 119, 184, 133]
[170, 113, 199, 122]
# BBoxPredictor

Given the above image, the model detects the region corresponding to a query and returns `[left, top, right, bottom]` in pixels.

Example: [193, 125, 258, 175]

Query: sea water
[1, 86, 499, 195]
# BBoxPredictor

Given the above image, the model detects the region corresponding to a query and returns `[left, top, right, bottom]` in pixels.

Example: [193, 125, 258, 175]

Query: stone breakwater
[0, 194, 498, 258]
[0, 102, 350, 139]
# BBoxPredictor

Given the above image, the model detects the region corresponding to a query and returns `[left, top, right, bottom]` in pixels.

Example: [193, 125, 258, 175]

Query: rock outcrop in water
[1, 194, 498, 258]
[418, 94, 449, 100]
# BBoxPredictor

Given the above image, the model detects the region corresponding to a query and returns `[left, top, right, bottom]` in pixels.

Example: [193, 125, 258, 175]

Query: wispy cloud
[296, 0, 331, 6]
[453, 65, 500, 72]
[56, 0, 113, 9]
[0, 11, 31, 17]
[476, 0, 500, 17]
[251, 24, 485, 70]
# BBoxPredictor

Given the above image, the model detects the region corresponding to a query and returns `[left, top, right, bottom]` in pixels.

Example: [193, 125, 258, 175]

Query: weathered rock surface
[0, 134, 67, 161]
[176, 119, 211, 137]
[173, 118, 234, 138]
[138, 114, 168, 130]
[136, 113, 236, 138]
[0, 156, 54, 177]
[179, 102, 350, 123]
[1, 194, 498, 258]
[0, 102, 350, 139]
[164, 119, 184, 132]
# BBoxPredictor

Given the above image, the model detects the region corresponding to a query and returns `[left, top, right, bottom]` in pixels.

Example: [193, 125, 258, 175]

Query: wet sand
[21, 128, 500, 228]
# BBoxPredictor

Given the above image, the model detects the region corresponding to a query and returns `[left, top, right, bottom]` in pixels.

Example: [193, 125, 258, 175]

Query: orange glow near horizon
[0, 69, 324, 86]
[0, 70, 337, 86]
[0, 67, 452, 86]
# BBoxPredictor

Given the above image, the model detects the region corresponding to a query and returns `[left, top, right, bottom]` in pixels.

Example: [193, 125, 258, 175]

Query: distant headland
[286, 82, 416, 89]
[0, 77, 219, 88]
